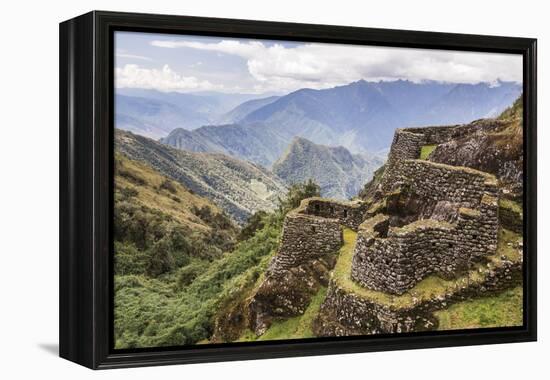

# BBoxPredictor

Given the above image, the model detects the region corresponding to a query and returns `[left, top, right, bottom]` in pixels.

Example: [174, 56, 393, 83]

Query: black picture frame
[59, 10, 537, 369]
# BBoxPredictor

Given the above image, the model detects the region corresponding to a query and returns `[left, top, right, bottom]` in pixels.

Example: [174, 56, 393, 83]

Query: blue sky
[115, 31, 523, 95]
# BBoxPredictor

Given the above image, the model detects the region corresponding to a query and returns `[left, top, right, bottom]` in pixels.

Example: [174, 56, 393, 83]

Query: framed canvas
[59, 11, 537, 369]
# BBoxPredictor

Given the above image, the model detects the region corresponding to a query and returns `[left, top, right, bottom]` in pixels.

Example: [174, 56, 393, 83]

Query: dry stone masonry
[352, 159, 500, 295]
[247, 122, 521, 338]
[264, 197, 368, 276]
[249, 198, 362, 334]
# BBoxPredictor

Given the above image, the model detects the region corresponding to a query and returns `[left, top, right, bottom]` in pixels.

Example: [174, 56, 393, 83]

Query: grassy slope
[116, 129, 288, 224]
[114, 154, 284, 348]
[500, 198, 523, 215]
[435, 286, 523, 330]
[115, 153, 217, 231]
[238, 287, 328, 342]
[498, 95, 523, 121]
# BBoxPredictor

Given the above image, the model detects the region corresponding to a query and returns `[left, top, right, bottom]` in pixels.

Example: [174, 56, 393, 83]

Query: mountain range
[272, 137, 384, 199]
[160, 123, 289, 168]
[116, 89, 278, 139]
[217, 96, 281, 125]
[157, 80, 521, 161]
[115, 129, 287, 223]
[116, 79, 521, 207]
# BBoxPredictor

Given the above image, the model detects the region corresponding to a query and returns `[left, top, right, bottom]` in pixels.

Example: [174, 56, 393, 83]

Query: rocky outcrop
[427, 99, 524, 198]
[249, 256, 335, 335]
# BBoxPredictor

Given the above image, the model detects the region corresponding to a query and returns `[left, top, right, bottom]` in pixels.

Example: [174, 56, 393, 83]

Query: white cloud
[116, 49, 152, 61]
[115, 64, 224, 92]
[150, 39, 523, 93]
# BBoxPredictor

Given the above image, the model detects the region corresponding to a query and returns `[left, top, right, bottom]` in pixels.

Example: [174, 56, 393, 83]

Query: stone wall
[379, 122, 505, 194]
[351, 160, 500, 295]
[301, 197, 368, 231]
[403, 119, 507, 145]
[315, 257, 522, 337]
[389, 159, 499, 206]
[402, 124, 474, 145]
[247, 198, 351, 335]
[267, 212, 343, 275]
[266, 197, 368, 276]
[380, 130, 426, 193]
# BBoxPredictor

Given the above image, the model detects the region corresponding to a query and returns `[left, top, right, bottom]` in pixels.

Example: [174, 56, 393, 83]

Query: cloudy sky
[115, 31, 523, 95]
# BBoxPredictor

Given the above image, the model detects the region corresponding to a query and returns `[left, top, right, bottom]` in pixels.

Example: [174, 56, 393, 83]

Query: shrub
[114, 201, 170, 250]
[238, 211, 268, 241]
[114, 241, 148, 275]
[114, 211, 284, 348]
[146, 238, 175, 277]
[119, 186, 139, 199]
[192, 205, 234, 230]
[159, 179, 177, 194]
[176, 260, 209, 289]
[278, 179, 320, 214]
[118, 168, 146, 186]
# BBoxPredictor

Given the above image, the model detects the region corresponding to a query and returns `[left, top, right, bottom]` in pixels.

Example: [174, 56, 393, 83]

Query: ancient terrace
[248, 122, 518, 336]
[266, 125, 500, 295]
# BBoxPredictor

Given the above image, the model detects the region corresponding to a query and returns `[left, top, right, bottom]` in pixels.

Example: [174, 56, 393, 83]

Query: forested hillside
[114, 153, 319, 348]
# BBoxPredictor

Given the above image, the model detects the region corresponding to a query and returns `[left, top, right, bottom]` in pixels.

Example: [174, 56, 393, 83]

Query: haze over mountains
[118, 79, 521, 154]
[116, 88, 278, 139]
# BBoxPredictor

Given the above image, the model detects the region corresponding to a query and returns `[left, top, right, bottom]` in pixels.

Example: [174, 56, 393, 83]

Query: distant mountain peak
[273, 138, 384, 200]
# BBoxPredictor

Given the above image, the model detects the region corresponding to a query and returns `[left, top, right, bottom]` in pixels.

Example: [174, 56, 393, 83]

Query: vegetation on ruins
[419, 144, 437, 160]
[332, 227, 522, 310]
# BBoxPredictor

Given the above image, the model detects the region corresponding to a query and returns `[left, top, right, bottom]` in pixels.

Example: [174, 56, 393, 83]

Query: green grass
[499, 198, 523, 215]
[435, 286, 523, 330]
[420, 144, 437, 160]
[238, 286, 327, 342]
[332, 227, 522, 310]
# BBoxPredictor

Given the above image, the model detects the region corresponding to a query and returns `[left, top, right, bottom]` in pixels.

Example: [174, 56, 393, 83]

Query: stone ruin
[267, 197, 367, 274]
[351, 159, 499, 295]
[247, 198, 368, 334]
[245, 124, 521, 337]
